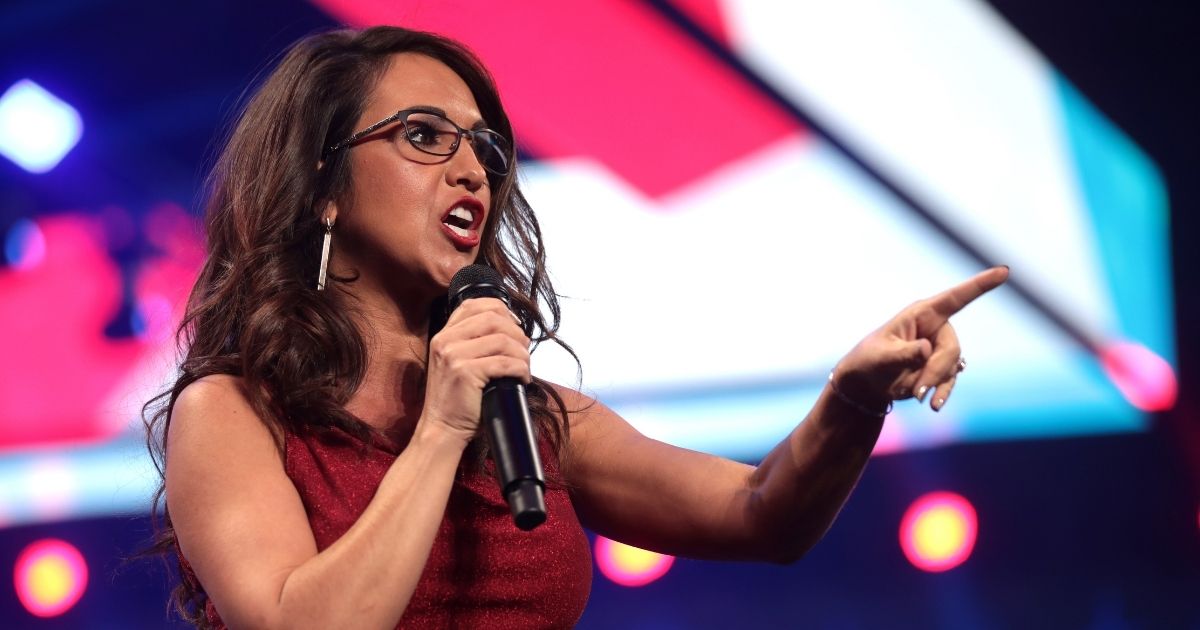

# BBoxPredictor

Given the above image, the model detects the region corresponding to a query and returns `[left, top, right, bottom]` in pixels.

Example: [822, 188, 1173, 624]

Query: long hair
[142, 26, 578, 627]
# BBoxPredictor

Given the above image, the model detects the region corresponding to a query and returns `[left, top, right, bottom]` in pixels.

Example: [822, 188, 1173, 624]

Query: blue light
[0, 80, 83, 173]
[4, 218, 46, 269]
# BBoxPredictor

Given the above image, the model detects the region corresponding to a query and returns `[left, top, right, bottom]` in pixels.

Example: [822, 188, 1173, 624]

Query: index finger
[445, 296, 511, 325]
[924, 266, 1009, 323]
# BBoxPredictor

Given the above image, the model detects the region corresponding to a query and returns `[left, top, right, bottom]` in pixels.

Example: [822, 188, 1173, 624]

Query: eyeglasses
[325, 108, 512, 176]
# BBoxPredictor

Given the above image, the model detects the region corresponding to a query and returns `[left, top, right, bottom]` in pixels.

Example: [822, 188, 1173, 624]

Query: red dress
[193, 427, 593, 628]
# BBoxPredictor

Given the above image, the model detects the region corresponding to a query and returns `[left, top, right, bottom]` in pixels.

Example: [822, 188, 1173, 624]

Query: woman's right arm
[165, 298, 529, 630]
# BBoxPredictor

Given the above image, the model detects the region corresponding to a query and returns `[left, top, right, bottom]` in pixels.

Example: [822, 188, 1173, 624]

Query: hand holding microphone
[424, 264, 546, 530]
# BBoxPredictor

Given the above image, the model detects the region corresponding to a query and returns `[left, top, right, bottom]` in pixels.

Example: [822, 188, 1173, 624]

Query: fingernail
[916, 385, 929, 402]
[934, 397, 946, 411]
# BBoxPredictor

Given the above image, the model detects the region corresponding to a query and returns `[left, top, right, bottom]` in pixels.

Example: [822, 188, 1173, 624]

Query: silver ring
[956, 357, 967, 374]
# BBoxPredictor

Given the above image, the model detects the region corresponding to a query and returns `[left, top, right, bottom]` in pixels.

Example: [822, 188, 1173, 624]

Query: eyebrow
[406, 104, 489, 131]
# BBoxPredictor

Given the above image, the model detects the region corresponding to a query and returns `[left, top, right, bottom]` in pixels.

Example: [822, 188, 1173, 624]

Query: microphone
[447, 264, 547, 531]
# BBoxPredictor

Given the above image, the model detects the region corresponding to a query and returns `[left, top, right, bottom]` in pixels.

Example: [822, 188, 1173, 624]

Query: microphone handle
[481, 377, 547, 530]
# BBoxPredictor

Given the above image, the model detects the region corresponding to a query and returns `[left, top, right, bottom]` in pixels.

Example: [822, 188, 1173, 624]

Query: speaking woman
[146, 25, 1007, 629]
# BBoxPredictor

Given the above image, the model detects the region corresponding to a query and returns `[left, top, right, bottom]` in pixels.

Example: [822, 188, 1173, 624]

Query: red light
[594, 536, 674, 587]
[1100, 341, 1177, 411]
[900, 492, 978, 572]
[14, 538, 88, 617]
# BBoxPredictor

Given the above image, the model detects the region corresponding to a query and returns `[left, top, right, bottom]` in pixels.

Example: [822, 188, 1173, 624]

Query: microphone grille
[449, 264, 501, 295]
[447, 264, 508, 312]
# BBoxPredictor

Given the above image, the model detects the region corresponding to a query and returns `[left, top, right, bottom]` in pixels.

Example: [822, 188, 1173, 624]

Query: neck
[335, 276, 439, 442]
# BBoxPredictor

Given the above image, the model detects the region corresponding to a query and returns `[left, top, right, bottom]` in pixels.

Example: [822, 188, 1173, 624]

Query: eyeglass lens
[401, 111, 510, 175]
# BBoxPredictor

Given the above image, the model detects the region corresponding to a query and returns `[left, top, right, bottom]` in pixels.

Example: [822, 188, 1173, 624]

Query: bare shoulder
[165, 373, 291, 518]
[168, 374, 282, 461]
[542, 382, 647, 480]
[165, 373, 293, 521]
[171, 373, 259, 430]
[544, 382, 625, 433]
[544, 381, 592, 412]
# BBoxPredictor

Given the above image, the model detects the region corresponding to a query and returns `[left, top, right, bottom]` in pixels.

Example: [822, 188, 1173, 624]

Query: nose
[445, 133, 487, 192]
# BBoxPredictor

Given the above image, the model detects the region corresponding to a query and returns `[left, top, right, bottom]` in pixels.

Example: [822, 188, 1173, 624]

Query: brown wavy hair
[142, 26, 578, 627]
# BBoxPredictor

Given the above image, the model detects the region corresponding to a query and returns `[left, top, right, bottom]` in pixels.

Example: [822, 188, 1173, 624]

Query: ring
[956, 357, 967, 374]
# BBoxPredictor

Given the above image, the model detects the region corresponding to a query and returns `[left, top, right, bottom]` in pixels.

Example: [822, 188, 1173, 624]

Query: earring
[316, 216, 334, 291]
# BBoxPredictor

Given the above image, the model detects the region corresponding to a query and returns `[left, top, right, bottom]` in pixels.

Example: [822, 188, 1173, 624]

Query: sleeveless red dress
[192, 427, 593, 628]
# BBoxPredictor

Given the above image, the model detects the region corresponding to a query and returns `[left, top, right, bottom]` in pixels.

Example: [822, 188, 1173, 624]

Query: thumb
[894, 338, 933, 367]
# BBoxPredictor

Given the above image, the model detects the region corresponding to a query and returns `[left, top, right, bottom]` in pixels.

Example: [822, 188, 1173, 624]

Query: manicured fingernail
[934, 397, 946, 411]
[916, 385, 929, 402]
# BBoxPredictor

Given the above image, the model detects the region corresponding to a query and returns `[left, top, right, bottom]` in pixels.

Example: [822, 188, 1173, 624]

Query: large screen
[0, 0, 1174, 529]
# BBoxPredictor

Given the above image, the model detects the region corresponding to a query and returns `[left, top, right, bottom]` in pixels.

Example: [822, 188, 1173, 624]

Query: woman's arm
[565, 267, 1007, 563]
[167, 298, 530, 630]
[168, 375, 467, 629]
[562, 384, 884, 563]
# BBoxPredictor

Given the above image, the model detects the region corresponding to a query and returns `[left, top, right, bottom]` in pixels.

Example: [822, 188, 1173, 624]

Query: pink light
[900, 491, 978, 572]
[873, 410, 909, 455]
[0, 215, 145, 449]
[311, 0, 803, 198]
[1100, 341, 1177, 411]
[14, 538, 88, 617]
[594, 536, 674, 587]
[133, 293, 175, 342]
[144, 202, 201, 259]
[671, 0, 733, 45]
[0, 210, 202, 450]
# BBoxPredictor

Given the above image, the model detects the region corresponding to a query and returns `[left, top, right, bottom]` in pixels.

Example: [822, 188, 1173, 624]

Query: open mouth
[441, 205, 478, 238]
[439, 199, 485, 247]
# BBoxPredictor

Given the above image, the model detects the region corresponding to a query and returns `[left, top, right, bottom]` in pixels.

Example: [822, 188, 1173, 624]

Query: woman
[147, 25, 1007, 629]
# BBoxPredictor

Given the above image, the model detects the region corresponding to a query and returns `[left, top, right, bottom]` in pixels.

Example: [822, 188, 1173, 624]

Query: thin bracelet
[827, 371, 893, 418]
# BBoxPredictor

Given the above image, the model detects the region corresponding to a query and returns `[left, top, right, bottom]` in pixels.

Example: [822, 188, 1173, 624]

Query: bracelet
[827, 371, 892, 418]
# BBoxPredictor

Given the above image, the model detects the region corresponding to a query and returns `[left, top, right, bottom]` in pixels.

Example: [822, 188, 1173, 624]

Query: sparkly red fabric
[193, 427, 592, 629]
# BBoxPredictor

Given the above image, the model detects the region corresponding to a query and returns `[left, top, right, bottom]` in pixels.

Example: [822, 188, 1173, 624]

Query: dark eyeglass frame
[324, 107, 512, 176]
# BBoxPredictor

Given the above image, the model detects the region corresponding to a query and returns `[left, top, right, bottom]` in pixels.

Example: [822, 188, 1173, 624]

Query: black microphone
[447, 264, 546, 531]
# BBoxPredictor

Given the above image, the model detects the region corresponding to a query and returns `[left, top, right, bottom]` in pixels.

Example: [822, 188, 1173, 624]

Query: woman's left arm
[563, 267, 1008, 563]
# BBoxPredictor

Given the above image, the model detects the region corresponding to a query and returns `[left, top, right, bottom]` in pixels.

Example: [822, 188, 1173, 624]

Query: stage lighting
[1100, 341, 1178, 411]
[594, 536, 675, 587]
[0, 80, 83, 173]
[13, 538, 88, 617]
[900, 491, 978, 572]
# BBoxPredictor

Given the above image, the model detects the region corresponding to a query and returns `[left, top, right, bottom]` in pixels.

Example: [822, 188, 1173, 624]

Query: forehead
[361, 52, 483, 127]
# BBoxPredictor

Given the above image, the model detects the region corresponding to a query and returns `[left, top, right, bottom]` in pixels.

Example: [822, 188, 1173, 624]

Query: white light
[0, 80, 83, 173]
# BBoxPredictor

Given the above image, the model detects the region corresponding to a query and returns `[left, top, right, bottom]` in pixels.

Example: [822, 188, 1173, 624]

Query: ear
[319, 200, 338, 226]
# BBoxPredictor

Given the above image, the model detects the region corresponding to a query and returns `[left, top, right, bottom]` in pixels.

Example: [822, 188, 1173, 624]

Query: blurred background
[0, 0, 1197, 627]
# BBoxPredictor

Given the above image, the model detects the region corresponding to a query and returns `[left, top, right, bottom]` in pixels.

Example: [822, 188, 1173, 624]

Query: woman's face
[331, 52, 494, 301]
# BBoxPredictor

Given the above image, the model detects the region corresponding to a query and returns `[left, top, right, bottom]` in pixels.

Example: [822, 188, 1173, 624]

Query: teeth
[449, 206, 474, 223]
[447, 224, 470, 238]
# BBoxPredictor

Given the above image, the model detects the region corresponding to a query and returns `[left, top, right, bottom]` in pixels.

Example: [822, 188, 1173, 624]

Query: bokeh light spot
[14, 539, 88, 617]
[1100, 341, 1177, 411]
[0, 80, 83, 173]
[594, 536, 674, 587]
[4, 218, 46, 270]
[900, 491, 977, 572]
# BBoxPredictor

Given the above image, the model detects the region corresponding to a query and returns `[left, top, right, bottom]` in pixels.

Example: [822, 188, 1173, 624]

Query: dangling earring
[316, 216, 334, 291]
